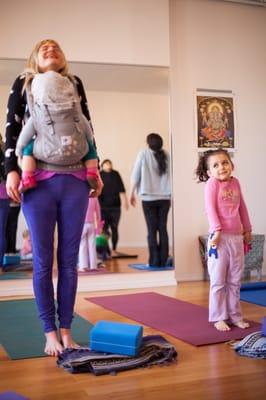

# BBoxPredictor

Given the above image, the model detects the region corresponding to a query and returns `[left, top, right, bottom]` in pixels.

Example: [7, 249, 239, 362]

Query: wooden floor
[0, 261, 265, 399]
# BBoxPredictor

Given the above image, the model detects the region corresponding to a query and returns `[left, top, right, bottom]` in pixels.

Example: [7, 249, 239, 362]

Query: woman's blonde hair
[22, 39, 70, 92]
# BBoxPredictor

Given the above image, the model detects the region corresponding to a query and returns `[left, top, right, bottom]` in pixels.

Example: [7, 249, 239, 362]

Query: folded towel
[234, 331, 266, 359]
[57, 335, 177, 375]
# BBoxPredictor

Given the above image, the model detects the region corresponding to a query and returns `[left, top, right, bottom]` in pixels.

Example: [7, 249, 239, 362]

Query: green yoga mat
[0, 299, 93, 360]
[0, 272, 29, 280]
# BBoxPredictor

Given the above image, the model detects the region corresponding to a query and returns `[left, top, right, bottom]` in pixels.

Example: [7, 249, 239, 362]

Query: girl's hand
[243, 231, 252, 244]
[210, 231, 221, 247]
[6, 171, 21, 203]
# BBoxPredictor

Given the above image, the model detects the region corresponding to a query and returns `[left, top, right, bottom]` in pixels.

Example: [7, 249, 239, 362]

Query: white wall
[0, 0, 169, 66]
[169, 0, 266, 280]
[87, 89, 170, 247]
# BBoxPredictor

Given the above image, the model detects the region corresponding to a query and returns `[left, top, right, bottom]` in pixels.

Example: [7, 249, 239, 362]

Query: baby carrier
[25, 72, 89, 168]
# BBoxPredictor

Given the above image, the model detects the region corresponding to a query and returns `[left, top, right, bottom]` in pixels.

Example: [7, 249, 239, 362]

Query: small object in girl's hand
[208, 245, 218, 259]
[244, 242, 252, 255]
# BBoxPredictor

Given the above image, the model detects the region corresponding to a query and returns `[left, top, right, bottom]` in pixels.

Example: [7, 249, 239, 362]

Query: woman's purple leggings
[22, 175, 89, 333]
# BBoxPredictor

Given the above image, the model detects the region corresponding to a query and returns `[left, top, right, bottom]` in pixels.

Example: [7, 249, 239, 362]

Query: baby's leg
[19, 154, 37, 193]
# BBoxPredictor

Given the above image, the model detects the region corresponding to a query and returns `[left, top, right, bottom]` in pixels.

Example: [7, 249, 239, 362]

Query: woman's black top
[99, 170, 126, 208]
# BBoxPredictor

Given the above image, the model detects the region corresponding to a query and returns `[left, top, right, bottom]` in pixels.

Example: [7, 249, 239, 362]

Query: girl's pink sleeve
[204, 178, 221, 232]
[238, 181, 252, 232]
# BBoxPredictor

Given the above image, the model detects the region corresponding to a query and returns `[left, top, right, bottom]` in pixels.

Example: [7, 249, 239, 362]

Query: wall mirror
[0, 58, 172, 283]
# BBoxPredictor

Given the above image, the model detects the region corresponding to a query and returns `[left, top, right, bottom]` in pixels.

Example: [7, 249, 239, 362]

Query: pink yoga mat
[86, 292, 261, 346]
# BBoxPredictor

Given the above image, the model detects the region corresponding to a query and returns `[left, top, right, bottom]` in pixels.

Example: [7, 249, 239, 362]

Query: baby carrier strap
[36, 160, 84, 172]
[43, 104, 55, 135]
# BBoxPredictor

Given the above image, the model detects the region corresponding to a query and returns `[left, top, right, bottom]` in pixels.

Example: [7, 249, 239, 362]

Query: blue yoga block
[262, 317, 266, 336]
[3, 254, 21, 266]
[89, 320, 143, 356]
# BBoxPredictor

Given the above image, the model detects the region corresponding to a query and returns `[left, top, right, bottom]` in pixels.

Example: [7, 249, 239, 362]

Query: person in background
[20, 229, 33, 260]
[0, 134, 10, 270]
[195, 148, 252, 331]
[99, 159, 129, 255]
[96, 230, 111, 263]
[4, 39, 102, 356]
[78, 197, 102, 271]
[130, 133, 171, 267]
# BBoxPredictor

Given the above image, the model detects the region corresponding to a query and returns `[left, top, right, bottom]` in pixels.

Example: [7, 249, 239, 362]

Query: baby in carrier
[16, 71, 99, 192]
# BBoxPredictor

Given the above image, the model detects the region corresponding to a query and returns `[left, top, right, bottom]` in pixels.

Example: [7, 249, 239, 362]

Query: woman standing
[5, 39, 102, 356]
[130, 133, 171, 267]
[99, 159, 128, 254]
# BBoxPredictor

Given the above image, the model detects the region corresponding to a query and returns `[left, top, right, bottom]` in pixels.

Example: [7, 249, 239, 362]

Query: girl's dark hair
[195, 148, 233, 182]
[147, 133, 167, 175]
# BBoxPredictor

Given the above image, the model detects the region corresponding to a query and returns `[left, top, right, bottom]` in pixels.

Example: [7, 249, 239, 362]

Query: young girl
[20, 229, 33, 260]
[196, 149, 252, 332]
[78, 197, 102, 271]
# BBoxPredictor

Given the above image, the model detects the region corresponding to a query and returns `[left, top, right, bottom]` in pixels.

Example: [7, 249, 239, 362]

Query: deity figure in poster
[197, 96, 234, 149]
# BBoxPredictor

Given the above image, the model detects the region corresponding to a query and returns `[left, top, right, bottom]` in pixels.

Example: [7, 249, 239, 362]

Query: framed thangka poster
[196, 91, 236, 151]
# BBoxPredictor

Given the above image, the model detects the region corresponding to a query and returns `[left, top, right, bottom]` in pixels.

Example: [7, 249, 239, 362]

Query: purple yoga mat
[86, 292, 261, 346]
[0, 392, 29, 400]
[78, 268, 112, 275]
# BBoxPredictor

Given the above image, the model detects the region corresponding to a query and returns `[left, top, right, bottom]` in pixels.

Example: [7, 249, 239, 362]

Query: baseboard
[0, 271, 177, 297]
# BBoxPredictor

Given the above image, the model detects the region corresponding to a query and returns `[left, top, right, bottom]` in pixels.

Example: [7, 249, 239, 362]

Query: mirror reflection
[0, 58, 172, 280]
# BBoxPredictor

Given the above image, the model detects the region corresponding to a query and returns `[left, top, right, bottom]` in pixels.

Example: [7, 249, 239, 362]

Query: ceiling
[0, 58, 169, 95]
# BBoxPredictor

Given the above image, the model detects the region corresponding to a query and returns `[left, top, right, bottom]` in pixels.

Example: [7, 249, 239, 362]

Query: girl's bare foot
[44, 331, 64, 356]
[60, 328, 80, 349]
[233, 320, 250, 329]
[214, 321, 231, 331]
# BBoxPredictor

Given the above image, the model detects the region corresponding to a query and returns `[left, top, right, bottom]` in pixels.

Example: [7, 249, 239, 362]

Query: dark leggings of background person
[142, 199, 171, 267]
[5, 203, 20, 253]
[101, 207, 121, 251]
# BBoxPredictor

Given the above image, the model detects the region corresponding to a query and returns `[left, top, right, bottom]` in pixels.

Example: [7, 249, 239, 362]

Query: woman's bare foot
[214, 321, 231, 331]
[44, 331, 64, 356]
[233, 320, 250, 329]
[60, 328, 80, 349]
